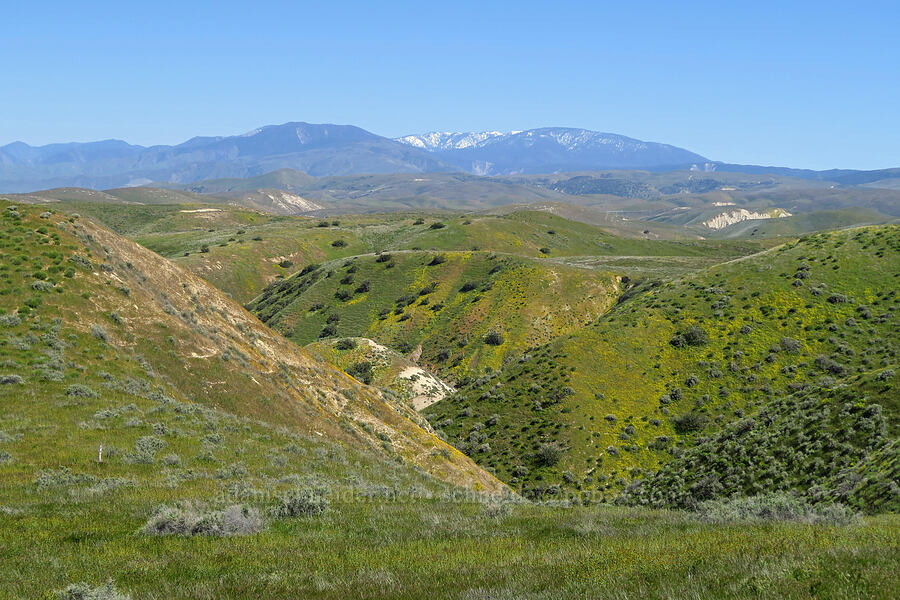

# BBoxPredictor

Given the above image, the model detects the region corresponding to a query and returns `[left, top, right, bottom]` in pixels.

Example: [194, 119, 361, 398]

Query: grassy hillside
[623, 373, 900, 513]
[12, 186, 218, 206]
[33, 203, 763, 304]
[0, 200, 502, 491]
[248, 251, 622, 381]
[172, 170, 569, 212]
[424, 226, 900, 506]
[484, 201, 702, 240]
[510, 169, 835, 197]
[9, 184, 324, 216]
[175, 208, 760, 303]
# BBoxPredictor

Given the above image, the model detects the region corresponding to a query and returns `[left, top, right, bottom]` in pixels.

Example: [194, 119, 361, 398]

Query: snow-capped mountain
[396, 127, 707, 175]
[395, 131, 510, 151]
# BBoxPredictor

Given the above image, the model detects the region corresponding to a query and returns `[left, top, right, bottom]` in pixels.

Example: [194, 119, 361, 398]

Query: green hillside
[248, 251, 622, 381]
[174, 170, 568, 212]
[9, 201, 765, 303]
[0, 201, 502, 491]
[12, 186, 222, 207]
[9, 184, 325, 216]
[623, 372, 900, 513]
[424, 226, 900, 507]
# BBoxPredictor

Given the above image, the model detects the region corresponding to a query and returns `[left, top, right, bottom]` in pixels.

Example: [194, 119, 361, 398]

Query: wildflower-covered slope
[424, 226, 900, 507]
[248, 250, 622, 381]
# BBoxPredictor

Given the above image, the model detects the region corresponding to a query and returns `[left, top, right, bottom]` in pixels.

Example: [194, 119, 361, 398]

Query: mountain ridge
[396, 127, 708, 175]
[0, 122, 457, 192]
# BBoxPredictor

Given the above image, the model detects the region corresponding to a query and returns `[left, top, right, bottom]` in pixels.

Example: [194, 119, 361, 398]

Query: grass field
[1, 372, 897, 599]
[3, 495, 898, 599]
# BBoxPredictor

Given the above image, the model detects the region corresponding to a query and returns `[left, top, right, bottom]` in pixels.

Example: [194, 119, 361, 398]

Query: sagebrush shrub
[271, 489, 330, 518]
[0, 314, 21, 327]
[34, 467, 97, 488]
[696, 493, 857, 525]
[125, 435, 166, 464]
[56, 581, 131, 600]
[334, 338, 356, 350]
[31, 280, 55, 292]
[142, 503, 264, 536]
[90, 325, 109, 342]
[66, 384, 98, 398]
[781, 337, 802, 352]
[482, 501, 512, 518]
[536, 442, 564, 466]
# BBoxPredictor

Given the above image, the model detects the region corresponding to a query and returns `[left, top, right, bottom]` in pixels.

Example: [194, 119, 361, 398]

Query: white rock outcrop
[703, 208, 791, 230]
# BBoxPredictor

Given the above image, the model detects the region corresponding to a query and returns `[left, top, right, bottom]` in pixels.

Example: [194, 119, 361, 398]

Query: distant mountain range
[395, 128, 707, 175]
[0, 123, 453, 192]
[1, 121, 897, 193]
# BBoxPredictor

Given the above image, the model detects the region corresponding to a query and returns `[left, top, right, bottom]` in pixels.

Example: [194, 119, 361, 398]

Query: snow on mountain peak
[396, 128, 652, 153]
[396, 131, 507, 151]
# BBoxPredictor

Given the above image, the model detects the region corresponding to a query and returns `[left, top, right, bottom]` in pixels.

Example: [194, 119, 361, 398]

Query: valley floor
[2, 499, 898, 599]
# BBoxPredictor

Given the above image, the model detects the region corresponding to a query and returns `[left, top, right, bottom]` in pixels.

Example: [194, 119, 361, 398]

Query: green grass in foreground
[2, 497, 898, 599]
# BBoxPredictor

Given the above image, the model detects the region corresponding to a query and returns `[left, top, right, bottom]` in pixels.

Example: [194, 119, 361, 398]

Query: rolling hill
[25, 205, 761, 305]
[7, 185, 326, 216]
[708, 208, 898, 239]
[10, 164, 900, 251]
[247, 250, 623, 382]
[0, 199, 503, 491]
[173, 170, 568, 213]
[422, 226, 900, 509]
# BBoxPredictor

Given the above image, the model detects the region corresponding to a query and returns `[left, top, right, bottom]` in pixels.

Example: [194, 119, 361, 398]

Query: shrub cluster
[621, 381, 895, 513]
[56, 581, 131, 600]
[271, 489, 330, 518]
[670, 325, 708, 348]
[696, 493, 857, 525]
[141, 503, 265, 536]
[334, 339, 356, 351]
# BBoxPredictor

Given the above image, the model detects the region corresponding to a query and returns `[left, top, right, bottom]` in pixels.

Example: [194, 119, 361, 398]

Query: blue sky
[3, 0, 898, 169]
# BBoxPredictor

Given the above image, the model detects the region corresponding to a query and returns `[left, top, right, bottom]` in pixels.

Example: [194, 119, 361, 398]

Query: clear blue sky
[3, 0, 898, 170]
